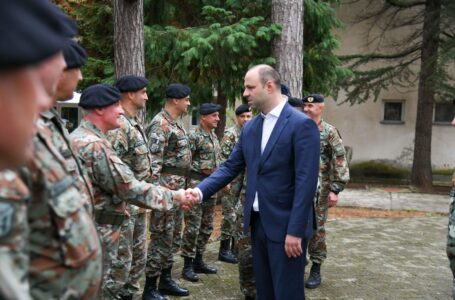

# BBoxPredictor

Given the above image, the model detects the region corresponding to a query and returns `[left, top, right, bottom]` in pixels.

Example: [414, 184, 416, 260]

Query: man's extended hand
[174, 189, 197, 210]
[327, 192, 338, 208]
[284, 234, 303, 258]
[184, 188, 201, 203]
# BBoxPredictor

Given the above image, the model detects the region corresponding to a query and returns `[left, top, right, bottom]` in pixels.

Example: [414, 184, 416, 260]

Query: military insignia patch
[308, 97, 314, 103]
[0, 202, 14, 238]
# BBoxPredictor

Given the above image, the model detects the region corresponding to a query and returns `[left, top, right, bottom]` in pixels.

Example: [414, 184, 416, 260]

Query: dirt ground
[210, 204, 446, 241]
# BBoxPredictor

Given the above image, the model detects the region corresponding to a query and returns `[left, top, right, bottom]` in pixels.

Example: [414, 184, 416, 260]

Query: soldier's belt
[188, 171, 209, 181]
[161, 166, 190, 177]
[94, 210, 126, 226]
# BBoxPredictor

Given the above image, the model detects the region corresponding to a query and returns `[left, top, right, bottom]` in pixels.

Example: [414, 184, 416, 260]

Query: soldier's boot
[142, 276, 168, 300]
[305, 263, 321, 289]
[193, 251, 217, 274]
[244, 296, 255, 300]
[159, 266, 190, 297]
[218, 239, 238, 264]
[120, 295, 133, 300]
[181, 257, 199, 282]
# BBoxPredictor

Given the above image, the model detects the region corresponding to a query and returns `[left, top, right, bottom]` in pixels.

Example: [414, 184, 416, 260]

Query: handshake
[174, 188, 202, 210]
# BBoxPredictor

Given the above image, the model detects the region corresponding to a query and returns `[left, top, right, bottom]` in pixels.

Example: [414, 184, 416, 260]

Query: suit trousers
[251, 212, 307, 300]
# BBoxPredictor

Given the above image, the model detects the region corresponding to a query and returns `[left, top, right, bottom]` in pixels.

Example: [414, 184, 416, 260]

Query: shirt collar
[261, 98, 286, 119]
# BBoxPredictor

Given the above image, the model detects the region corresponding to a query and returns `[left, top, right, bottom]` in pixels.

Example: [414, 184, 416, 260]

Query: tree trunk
[113, 0, 146, 121]
[215, 83, 228, 140]
[271, 0, 304, 98]
[411, 0, 441, 190]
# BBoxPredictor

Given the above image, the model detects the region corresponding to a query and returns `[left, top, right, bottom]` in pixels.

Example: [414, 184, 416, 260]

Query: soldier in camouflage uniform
[144, 83, 192, 299]
[446, 97, 455, 299]
[218, 104, 252, 264]
[303, 94, 350, 289]
[181, 103, 222, 282]
[70, 84, 192, 299]
[235, 176, 256, 300]
[106, 75, 154, 300]
[0, 4, 78, 299]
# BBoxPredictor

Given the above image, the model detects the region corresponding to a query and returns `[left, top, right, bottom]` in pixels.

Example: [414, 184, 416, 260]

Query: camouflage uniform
[107, 112, 153, 297]
[145, 109, 192, 276]
[181, 126, 221, 258]
[308, 120, 350, 264]
[220, 124, 244, 242]
[235, 177, 256, 298]
[22, 115, 103, 299]
[70, 118, 177, 299]
[0, 170, 31, 300]
[447, 171, 455, 298]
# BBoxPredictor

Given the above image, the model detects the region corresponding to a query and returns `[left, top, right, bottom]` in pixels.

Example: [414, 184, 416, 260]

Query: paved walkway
[138, 188, 453, 300]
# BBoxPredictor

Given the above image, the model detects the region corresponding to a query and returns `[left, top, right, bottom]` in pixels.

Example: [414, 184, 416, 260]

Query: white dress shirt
[253, 98, 287, 211]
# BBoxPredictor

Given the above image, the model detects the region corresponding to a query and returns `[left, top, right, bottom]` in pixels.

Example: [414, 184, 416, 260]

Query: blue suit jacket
[198, 102, 320, 242]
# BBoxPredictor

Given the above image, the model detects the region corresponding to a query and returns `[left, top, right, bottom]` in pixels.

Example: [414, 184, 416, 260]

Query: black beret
[79, 84, 122, 109]
[63, 39, 87, 69]
[0, 0, 77, 70]
[199, 103, 222, 115]
[288, 97, 304, 108]
[303, 93, 324, 103]
[235, 104, 251, 116]
[115, 75, 149, 93]
[281, 84, 290, 96]
[165, 83, 191, 99]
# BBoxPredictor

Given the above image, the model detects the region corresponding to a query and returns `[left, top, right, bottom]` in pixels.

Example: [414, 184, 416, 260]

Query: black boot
[305, 263, 321, 289]
[218, 239, 238, 264]
[119, 295, 133, 300]
[142, 276, 168, 300]
[193, 251, 217, 274]
[181, 256, 199, 282]
[159, 266, 190, 296]
[244, 296, 255, 300]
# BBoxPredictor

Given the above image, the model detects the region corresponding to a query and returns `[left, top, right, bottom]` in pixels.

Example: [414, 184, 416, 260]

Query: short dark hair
[251, 64, 281, 88]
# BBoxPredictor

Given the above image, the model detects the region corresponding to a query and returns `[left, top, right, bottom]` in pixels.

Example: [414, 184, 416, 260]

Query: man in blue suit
[187, 64, 320, 300]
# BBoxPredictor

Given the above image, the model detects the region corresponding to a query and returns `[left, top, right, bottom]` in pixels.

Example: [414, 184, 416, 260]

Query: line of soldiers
[0, 2, 196, 300]
[0, 2, 353, 300]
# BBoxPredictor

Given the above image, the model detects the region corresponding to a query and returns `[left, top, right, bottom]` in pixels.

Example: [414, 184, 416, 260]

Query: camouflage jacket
[107, 112, 153, 215]
[318, 120, 350, 196]
[0, 170, 31, 300]
[41, 108, 95, 214]
[70, 119, 176, 217]
[221, 124, 244, 195]
[146, 109, 192, 190]
[22, 118, 103, 299]
[187, 126, 221, 187]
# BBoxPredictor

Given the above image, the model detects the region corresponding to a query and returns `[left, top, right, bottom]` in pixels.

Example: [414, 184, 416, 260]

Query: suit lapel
[250, 115, 264, 160]
[259, 103, 292, 169]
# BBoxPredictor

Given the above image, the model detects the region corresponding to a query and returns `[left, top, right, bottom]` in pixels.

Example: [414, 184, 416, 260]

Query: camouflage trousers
[235, 202, 256, 298]
[96, 223, 123, 300]
[109, 212, 149, 298]
[146, 208, 183, 276]
[446, 190, 455, 298]
[308, 193, 329, 264]
[181, 197, 216, 258]
[220, 194, 241, 241]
